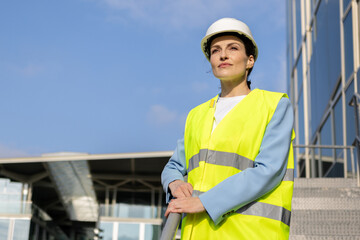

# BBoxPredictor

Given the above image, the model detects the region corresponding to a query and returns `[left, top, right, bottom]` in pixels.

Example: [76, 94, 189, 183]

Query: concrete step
[290, 222, 360, 236]
[293, 186, 360, 198]
[294, 178, 358, 188]
[290, 210, 360, 236]
[292, 178, 360, 210]
[290, 178, 360, 238]
[291, 210, 360, 223]
[292, 197, 360, 210]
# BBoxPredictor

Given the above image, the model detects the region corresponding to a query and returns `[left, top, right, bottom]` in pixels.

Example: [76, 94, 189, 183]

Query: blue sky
[0, 0, 287, 157]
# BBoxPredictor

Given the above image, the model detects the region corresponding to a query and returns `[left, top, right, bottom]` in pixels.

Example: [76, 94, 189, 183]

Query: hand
[169, 180, 193, 199]
[165, 197, 205, 217]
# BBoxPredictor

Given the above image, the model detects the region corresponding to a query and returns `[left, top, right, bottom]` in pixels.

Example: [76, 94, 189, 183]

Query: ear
[246, 55, 255, 69]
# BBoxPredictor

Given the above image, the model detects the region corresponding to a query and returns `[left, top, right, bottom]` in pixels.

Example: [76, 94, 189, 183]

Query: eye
[230, 46, 238, 50]
[211, 49, 219, 54]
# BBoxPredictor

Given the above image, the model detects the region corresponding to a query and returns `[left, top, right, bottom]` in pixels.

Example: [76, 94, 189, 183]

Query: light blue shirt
[161, 97, 294, 225]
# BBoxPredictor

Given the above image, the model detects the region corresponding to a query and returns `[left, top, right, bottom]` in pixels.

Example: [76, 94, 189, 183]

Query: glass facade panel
[298, 91, 305, 148]
[345, 80, 357, 173]
[346, 81, 355, 146]
[297, 54, 303, 94]
[320, 115, 333, 158]
[311, 0, 317, 14]
[145, 224, 161, 240]
[344, 10, 354, 81]
[320, 116, 334, 177]
[334, 97, 343, 146]
[100, 222, 113, 240]
[310, 0, 341, 136]
[13, 219, 30, 240]
[287, 0, 294, 71]
[327, 0, 341, 84]
[343, 0, 351, 12]
[102, 203, 159, 219]
[358, 70, 360, 94]
[296, 0, 302, 50]
[118, 223, 139, 240]
[0, 219, 9, 239]
[109, 203, 153, 219]
[334, 97, 344, 163]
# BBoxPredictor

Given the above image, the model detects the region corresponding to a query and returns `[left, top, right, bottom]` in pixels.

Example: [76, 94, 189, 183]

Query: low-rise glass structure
[0, 151, 171, 239]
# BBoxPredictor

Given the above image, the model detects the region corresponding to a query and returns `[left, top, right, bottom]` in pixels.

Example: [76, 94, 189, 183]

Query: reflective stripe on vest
[188, 149, 295, 181]
[192, 190, 291, 226]
[183, 89, 294, 239]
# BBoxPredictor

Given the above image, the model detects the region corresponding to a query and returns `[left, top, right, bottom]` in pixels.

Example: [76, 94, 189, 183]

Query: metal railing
[160, 212, 181, 240]
[293, 92, 360, 186]
[293, 144, 359, 183]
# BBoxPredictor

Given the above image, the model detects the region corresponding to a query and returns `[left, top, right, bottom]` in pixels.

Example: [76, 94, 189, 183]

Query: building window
[345, 81, 355, 146]
[145, 224, 161, 240]
[343, 0, 352, 12]
[310, 0, 340, 136]
[297, 54, 303, 95]
[297, 91, 305, 147]
[358, 1, 360, 67]
[344, 10, 354, 81]
[295, 0, 302, 50]
[118, 223, 140, 240]
[13, 219, 30, 240]
[334, 96, 344, 161]
[0, 219, 9, 239]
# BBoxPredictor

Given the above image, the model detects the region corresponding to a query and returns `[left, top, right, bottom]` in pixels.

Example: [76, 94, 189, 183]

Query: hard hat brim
[201, 30, 258, 62]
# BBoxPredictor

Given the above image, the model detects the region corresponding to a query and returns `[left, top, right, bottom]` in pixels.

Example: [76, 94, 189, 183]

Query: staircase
[290, 178, 360, 239]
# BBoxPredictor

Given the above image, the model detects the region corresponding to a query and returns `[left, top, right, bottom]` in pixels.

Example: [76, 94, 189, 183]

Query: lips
[218, 63, 232, 68]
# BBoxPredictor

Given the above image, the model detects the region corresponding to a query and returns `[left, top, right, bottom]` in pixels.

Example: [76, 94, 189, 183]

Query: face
[209, 35, 254, 82]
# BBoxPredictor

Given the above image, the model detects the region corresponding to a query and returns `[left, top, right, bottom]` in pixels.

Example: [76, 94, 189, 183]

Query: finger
[185, 184, 193, 197]
[180, 183, 192, 197]
[175, 190, 186, 198]
[165, 206, 171, 217]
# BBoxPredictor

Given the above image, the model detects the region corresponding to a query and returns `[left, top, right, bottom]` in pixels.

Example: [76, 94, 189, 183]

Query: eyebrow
[210, 42, 242, 49]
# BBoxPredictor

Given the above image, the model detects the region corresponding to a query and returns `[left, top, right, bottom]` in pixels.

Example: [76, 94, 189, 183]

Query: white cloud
[0, 144, 30, 158]
[21, 64, 43, 76]
[96, 0, 286, 31]
[147, 104, 178, 125]
[9, 63, 44, 77]
[96, 0, 257, 30]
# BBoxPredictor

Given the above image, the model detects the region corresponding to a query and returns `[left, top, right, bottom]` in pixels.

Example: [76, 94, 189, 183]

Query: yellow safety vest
[182, 89, 295, 240]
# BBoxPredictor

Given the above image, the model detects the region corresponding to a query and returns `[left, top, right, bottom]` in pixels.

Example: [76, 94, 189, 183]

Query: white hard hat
[201, 18, 258, 61]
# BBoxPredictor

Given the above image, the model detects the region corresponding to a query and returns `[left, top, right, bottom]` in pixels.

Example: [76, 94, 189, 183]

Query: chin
[217, 75, 246, 82]
[214, 71, 245, 80]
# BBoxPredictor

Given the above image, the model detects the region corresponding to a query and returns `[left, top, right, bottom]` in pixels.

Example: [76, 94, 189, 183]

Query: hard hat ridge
[201, 18, 258, 61]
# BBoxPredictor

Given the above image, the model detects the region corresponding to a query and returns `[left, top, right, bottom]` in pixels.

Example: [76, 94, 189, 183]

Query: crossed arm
[161, 97, 294, 224]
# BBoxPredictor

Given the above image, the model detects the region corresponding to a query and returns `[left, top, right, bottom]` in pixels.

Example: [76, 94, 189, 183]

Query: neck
[220, 78, 251, 97]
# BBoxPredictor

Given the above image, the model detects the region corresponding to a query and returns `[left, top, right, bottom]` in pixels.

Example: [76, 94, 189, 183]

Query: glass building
[0, 151, 171, 240]
[287, 0, 360, 178]
[0, 179, 31, 240]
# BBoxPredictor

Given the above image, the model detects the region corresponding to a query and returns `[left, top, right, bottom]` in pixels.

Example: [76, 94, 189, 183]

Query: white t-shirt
[212, 95, 247, 133]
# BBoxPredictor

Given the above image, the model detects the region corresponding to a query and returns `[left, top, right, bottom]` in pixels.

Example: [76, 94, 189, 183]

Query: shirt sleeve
[198, 97, 294, 225]
[161, 138, 187, 203]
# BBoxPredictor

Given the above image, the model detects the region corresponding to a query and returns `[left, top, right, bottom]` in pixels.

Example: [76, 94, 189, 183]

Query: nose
[220, 49, 228, 60]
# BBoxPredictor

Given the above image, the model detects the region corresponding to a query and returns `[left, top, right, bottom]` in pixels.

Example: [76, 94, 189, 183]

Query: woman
[161, 18, 295, 239]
